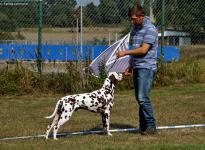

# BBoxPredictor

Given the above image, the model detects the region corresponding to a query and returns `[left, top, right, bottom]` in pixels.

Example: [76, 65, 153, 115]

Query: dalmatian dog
[45, 72, 123, 140]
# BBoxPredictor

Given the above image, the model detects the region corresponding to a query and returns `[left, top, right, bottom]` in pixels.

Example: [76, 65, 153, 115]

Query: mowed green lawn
[0, 84, 205, 150]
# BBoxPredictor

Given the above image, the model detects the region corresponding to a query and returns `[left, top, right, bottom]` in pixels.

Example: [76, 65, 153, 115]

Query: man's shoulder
[144, 17, 157, 30]
[144, 22, 156, 30]
[144, 25, 157, 35]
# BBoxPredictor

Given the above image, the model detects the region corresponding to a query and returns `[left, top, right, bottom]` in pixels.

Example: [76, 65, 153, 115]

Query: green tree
[153, 0, 204, 32]
[14, 6, 36, 28]
[199, 1, 205, 31]
[44, 0, 77, 27]
[85, 2, 100, 24]
[0, 12, 16, 40]
[98, 0, 121, 24]
[0, 2, 37, 28]
[0, 13, 16, 32]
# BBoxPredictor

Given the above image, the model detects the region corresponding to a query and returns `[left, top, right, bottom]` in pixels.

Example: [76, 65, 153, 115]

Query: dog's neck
[102, 78, 115, 91]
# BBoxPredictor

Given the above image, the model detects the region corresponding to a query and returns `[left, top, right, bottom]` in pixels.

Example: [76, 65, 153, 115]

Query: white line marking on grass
[0, 124, 205, 141]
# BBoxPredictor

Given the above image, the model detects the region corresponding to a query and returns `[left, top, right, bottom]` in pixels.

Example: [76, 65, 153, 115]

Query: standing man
[117, 4, 158, 135]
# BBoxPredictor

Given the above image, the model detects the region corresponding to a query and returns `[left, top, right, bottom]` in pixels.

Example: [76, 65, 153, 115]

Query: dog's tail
[44, 100, 60, 119]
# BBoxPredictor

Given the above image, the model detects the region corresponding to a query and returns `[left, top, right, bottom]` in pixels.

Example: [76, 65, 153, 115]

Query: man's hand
[116, 51, 127, 58]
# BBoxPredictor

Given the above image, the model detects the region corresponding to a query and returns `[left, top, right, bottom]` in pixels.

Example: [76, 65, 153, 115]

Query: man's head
[128, 4, 145, 27]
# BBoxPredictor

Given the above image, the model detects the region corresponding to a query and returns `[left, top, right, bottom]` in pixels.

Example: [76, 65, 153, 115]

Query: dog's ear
[109, 74, 117, 85]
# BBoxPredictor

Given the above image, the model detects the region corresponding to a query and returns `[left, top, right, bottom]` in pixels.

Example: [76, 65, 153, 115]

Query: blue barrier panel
[43, 45, 85, 61]
[85, 45, 108, 60]
[0, 44, 9, 60]
[157, 46, 180, 62]
[41, 45, 107, 61]
[0, 44, 179, 62]
[0, 44, 37, 60]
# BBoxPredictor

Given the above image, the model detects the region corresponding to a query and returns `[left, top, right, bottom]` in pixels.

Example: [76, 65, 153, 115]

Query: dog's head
[108, 72, 123, 85]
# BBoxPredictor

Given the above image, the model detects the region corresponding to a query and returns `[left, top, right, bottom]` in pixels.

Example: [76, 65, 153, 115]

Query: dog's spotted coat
[45, 72, 122, 140]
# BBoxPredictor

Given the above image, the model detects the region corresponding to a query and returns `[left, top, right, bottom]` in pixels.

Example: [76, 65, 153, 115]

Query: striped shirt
[129, 16, 158, 71]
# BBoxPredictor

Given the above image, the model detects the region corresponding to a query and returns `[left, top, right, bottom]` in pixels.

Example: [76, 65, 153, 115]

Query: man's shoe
[140, 127, 157, 135]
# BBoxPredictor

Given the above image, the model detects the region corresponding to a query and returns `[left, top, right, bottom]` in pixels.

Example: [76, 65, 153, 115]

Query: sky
[76, 0, 100, 6]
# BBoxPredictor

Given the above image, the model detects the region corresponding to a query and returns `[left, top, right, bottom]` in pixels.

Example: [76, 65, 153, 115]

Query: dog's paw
[45, 134, 49, 140]
[107, 132, 112, 136]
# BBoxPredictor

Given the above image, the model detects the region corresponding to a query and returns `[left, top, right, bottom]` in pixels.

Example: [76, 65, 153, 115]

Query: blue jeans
[133, 68, 156, 130]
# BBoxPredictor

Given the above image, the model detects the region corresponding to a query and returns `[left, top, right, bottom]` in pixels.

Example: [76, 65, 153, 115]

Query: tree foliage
[153, 0, 205, 32]
[98, 0, 121, 24]
[44, 0, 77, 27]
[0, 0, 204, 33]
[0, 13, 16, 32]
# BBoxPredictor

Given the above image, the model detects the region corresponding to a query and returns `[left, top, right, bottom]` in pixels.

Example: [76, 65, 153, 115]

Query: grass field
[0, 84, 205, 150]
[16, 27, 123, 44]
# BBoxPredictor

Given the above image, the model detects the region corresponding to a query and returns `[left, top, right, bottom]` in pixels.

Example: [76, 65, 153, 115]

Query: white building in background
[158, 31, 191, 46]
[148, 0, 191, 46]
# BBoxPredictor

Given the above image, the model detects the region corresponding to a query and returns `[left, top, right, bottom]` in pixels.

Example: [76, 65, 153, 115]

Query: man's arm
[116, 43, 151, 76]
[117, 43, 151, 58]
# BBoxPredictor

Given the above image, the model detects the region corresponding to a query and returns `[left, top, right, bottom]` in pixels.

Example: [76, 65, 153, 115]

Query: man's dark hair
[128, 4, 145, 17]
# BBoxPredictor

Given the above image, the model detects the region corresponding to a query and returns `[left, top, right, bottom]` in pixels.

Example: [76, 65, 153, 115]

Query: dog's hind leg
[53, 110, 74, 140]
[45, 114, 59, 139]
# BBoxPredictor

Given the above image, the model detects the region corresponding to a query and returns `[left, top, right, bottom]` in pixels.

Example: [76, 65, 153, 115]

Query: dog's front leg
[102, 111, 112, 136]
[101, 112, 107, 133]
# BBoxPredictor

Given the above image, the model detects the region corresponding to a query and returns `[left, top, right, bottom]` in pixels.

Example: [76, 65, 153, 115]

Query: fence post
[37, 0, 42, 74]
[161, 0, 165, 57]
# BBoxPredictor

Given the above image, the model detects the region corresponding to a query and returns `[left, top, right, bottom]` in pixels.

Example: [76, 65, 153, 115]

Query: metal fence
[0, 0, 205, 72]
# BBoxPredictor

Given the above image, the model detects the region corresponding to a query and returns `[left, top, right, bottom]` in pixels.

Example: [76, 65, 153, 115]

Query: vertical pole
[108, 33, 111, 46]
[76, 18, 79, 45]
[66, 47, 67, 62]
[92, 48, 94, 61]
[80, 4, 83, 61]
[115, 33, 118, 42]
[37, 0, 42, 74]
[161, 0, 165, 57]
[80, 2, 84, 89]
